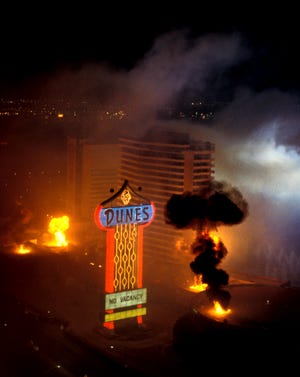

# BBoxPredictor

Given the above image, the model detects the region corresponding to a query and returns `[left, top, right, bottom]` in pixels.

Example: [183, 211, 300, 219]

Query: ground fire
[165, 180, 249, 311]
[46, 215, 69, 247]
[15, 243, 31, 255]
[14, 215, 70, 254]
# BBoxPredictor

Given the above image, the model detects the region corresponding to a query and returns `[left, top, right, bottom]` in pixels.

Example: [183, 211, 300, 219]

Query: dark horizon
[1, 4, 300, 96]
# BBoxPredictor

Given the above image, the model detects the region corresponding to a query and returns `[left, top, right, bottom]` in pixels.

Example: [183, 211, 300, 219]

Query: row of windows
[119, 174, 185, 195]
[193, 174, 212, 180]
[194, 161, 214, 168]
[122, 151, 184, 165]
[193, 167, 213, 173]
[119, 139, 192, 152]
[122, 147, 214, 163]
[120, 163, 185, 181]
[121, 155, 185, 171]
[120, 137, 215, 153]
[193, 153, 214, 160]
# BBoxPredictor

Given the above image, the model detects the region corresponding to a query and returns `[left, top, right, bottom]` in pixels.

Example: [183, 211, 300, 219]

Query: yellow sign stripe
[104, 307, 146, 322]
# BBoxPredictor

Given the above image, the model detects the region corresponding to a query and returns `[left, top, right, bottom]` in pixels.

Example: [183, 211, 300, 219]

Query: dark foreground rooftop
[1, 248, 300, 376]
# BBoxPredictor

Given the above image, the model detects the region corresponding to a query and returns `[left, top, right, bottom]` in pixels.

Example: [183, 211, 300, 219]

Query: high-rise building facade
[66, 128, 215, 266]
[118, 127, 215, 266]
[66, 137, 120, 239]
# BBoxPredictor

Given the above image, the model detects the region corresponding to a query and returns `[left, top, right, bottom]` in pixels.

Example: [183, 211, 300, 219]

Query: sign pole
[94, 180, 155, 330]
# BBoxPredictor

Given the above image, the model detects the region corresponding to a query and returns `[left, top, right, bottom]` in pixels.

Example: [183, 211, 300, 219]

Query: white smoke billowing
[23, 29, 300, 281]
[130, 31, 300, 281]
[33, 30, 246, 137]
[206, 87, 300, 281]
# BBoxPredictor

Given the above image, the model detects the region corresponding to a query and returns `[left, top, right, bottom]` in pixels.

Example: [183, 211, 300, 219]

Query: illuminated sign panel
[98, 205, 154, 228]
[105, 288, 147, 310]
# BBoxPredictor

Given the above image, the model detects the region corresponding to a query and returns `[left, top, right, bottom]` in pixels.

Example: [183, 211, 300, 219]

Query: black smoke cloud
[165, 180, 248, 307]
[165, 180, 248, 230]
[189, 232, 229, 288]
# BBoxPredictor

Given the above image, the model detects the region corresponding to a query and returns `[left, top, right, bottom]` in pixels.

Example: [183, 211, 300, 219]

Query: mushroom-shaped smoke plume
[165, 180, 249, 309]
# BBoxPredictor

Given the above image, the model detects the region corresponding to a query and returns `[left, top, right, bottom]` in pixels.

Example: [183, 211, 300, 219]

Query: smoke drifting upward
[17, 30, 245, 141]
[5, 26, 300, 282]
[165, 180, 249, 308]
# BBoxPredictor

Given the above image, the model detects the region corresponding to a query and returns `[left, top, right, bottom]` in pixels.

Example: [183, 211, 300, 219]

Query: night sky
[1, 3, 300, 96]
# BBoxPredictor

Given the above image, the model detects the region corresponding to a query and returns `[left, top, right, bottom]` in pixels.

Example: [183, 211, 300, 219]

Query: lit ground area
[1, 245, 300, 376]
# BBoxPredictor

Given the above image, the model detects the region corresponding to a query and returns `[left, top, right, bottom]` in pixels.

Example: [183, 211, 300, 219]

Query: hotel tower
[67, 127, 215, 266]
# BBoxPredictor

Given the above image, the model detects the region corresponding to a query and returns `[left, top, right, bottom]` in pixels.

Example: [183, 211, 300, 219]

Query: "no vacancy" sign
[105, 288, 147, 310]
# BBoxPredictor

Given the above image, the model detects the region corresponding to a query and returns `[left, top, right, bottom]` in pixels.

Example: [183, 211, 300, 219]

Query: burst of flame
[208, 300, 232, 318]
[209, 231, 220, 246]
[199, 229, 221, 249]
[47, 215, 69, 247]
[175, 238, 185, 250]
[189, 274, 208, 292]
[189, 230, 222, 292]
[16, 244, 31, 255]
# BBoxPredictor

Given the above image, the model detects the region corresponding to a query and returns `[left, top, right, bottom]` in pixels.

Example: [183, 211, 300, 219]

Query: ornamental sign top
[94, 179, 155, 230]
